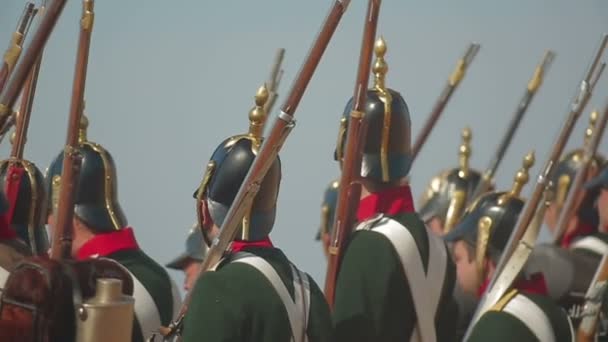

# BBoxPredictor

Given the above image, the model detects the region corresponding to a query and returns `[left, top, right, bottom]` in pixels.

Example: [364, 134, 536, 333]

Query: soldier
[314, 179, 338, 259]
[331, 37, 457, 342]
[445, 152, 574, 341]
[418, 127, 483, 236]
[181, 84, 333, 341]
[165, 223, 207, 292]
[45, 115, 181, 342]
[543, 111, 605, 247]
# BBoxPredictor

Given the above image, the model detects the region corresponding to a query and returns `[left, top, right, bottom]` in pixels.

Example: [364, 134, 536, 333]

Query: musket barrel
[0, 2, 36, 93]
[50, 0, 95, 260]
[0, 0, 67, 137]
[324, 0, 381, 308]
[281, 0, 350, 115]
[410, 42, 480, 162]
[471, 50, 555, 202]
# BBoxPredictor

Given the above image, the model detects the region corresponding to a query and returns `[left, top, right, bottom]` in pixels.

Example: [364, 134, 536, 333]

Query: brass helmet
[193, 85, 281, 242]
[315, 179, 339, 241]
[546, 110, 605, 226]
[418, 127, 483, 233]
[45, 111, 127, 232]
[444, 151, 535, 276]
[0, 151, 49, 254]
[335, 37, 412, 183]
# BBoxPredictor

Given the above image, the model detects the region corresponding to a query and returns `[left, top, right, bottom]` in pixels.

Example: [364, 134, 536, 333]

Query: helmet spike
[458, 127, 472, 178]
[584, 109, 599, 148]
[510, 151, 535, 198]
[248, 84, 269, 148]
[79, 100, 89, 143]
[372, 36, 388, 91]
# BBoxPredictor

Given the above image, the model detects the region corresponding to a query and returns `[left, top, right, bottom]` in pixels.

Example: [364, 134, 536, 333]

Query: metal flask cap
[76, 278, 135, 342]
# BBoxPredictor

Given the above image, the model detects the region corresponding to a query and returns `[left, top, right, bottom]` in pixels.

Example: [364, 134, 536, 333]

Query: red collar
[0, 213, 17, 240]
[230, 237, 274, 253]
[561, 221, 595, 248]
[477, 272, 548, 298]
[76, 227, 139, 260]
[356, 185, 416, 222]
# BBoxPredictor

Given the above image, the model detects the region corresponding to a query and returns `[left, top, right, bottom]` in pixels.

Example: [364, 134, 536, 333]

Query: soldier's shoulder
[469, 309, 535, 341]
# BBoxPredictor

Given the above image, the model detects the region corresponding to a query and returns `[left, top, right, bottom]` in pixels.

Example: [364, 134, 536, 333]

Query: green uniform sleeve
[181, 271, 242, 342]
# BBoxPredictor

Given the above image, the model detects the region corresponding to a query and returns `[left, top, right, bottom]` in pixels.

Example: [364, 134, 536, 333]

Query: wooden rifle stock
[410, 43, 480, 162]
[0, 3, 36, 93]
[50, 0, 95, 261]
[470, 50, 555, 202]
[0, 0, 67, 140]
[11, 56, 43, 160]
[464, 34, 608, 340]
[552, 107, 608, 245]
[324, 0, 381, 308]
[159, 1, 351, 338]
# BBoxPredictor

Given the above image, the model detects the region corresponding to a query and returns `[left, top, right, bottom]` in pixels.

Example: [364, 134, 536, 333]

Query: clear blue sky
[1, 0, 608, 292]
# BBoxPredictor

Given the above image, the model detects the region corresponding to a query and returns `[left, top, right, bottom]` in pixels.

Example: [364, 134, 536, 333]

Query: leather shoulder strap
[232, 253, 310, 342]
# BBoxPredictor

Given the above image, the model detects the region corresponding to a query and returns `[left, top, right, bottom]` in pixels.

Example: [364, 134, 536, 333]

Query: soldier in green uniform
[417, 127, 483, 236]
[543, 111, 604, 248]
[181, 84, 333, 342]
[45, 115, 181, 342]
[166, 223, 207, 292]
[444, 152, 574, 341]
[314, 179, 338, 259]
[331, 37, 458, 342]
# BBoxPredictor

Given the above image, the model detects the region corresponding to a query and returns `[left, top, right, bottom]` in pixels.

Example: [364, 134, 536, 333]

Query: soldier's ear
[200, 200, 213, 229]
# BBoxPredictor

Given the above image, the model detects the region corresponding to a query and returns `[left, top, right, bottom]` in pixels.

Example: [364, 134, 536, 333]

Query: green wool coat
[108, 249, 176, 342]
[468, 291, 573, 341]
[181, 246, 334, 342]
[332, 212, 458, 342]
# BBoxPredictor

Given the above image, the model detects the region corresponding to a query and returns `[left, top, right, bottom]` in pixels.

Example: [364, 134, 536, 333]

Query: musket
[156, 1, 351, 339]
[470, 50, 556, 202]
[463, 34, 608, 339]
[552, 107, 608, 245]
[410, 42, 480, 162]
[0, 0, 67, 139]
[0, 2, 36, 93]
[324, 0, 381, 308]
[264, 48, 285, 116]
[3, 19, 45, 232]
[50, 0, 95, 261]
